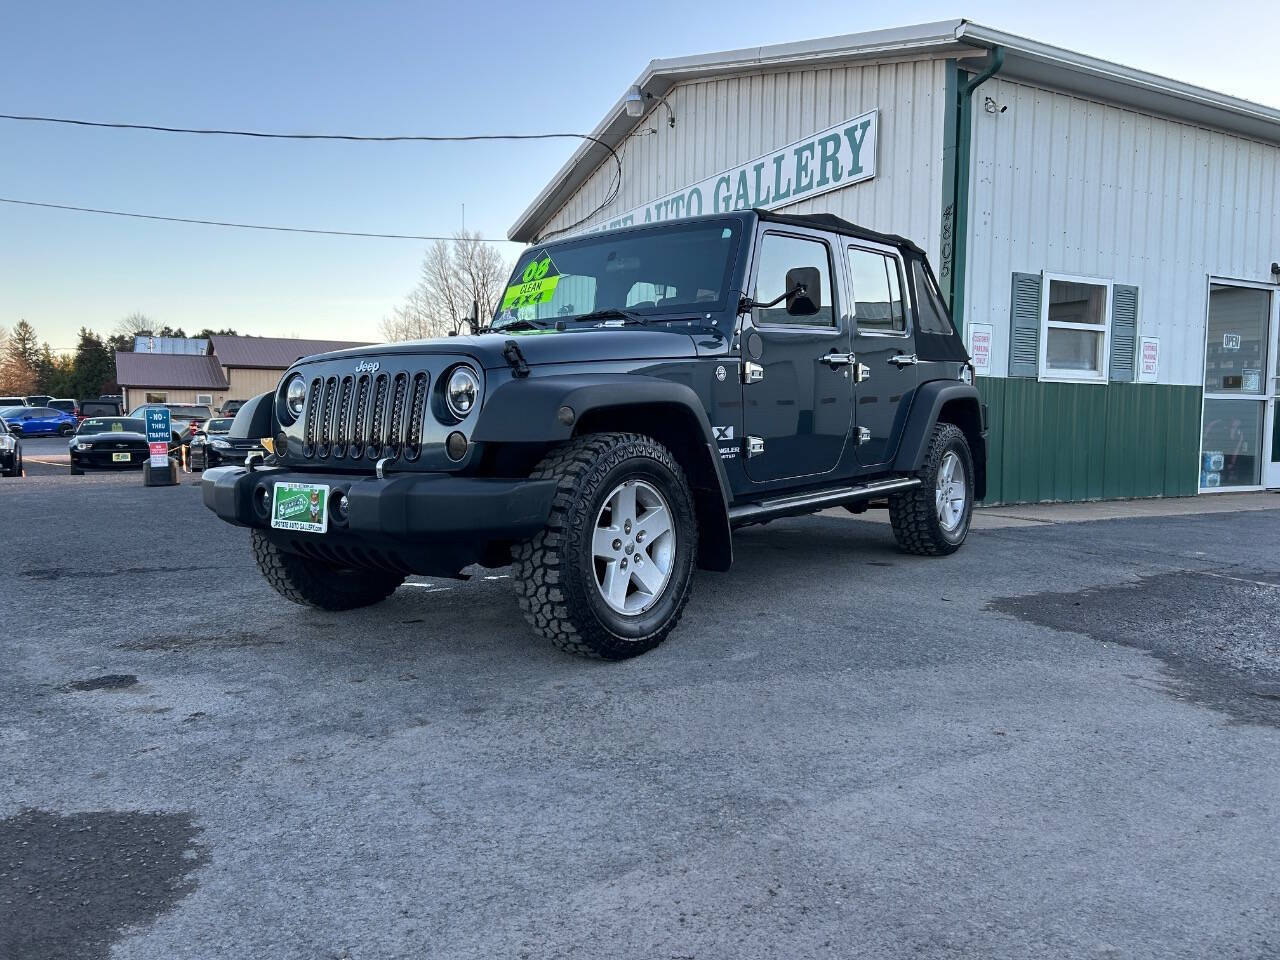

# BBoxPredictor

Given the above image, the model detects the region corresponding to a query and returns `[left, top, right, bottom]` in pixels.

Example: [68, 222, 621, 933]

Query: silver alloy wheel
[591, 478, 676, 616]
[935, 450, 967, 533]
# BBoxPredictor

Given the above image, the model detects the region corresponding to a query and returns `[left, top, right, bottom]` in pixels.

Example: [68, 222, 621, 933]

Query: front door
[1200, 282, 1277, 491]
[741, 228, 852, 484]
[846, 244, 917, 467]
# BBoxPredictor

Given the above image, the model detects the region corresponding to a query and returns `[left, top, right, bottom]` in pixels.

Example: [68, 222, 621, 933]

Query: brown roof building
[208, 335, 371, 404]
[115, 334, 371, 413]
[115, 352, 231, 411]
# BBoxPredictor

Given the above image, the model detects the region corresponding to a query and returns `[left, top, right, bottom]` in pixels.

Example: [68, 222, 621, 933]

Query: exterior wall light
[624, 86, 645, 118]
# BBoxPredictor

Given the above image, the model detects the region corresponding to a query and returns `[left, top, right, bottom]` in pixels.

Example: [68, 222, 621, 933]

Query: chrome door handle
[888, 354, 919, 367]
[820, 352, 856, 368]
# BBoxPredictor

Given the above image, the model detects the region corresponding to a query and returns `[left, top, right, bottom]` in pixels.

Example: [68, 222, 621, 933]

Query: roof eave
[957, 23, 1280, 145]
[507, 19, 975, 242]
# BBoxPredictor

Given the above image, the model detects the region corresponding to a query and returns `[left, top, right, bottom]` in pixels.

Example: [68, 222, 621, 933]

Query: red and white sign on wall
[1139, 337, 1160, 382]
[967, 322, 993, 375]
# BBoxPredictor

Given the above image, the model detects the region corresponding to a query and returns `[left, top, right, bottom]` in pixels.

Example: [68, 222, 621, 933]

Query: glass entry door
[1200, 283, 1276, 491]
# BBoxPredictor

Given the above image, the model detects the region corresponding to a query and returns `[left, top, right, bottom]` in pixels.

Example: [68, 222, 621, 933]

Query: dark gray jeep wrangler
[204, 210, 985, 659]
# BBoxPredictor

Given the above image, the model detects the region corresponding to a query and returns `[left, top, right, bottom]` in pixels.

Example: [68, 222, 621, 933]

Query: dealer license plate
[112, 452, 131, 462]
[270, 482, 330, 534]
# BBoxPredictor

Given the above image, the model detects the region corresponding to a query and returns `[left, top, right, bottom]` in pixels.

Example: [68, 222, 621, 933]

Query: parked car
[0, 397, 24, 408]
[190, 417, 263, 470]
[218, 399, 246, 418]
[79, 398, 122, 419]
[68, 417, 150, 474]
[202, 209, 986, 660]
[0, 417, 22, 477]
[48, 398, 80, 420]
[0, 405, 78, 437]
[24, 395, 52, 407]
[127, 403, 213, 443]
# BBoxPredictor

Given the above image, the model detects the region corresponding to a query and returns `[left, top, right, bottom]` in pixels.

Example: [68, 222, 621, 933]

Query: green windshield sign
[501, 254, 560, 309]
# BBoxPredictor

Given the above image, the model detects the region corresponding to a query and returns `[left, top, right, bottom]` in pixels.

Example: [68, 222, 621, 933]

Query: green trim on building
[977, 377, 1203, 504]
[937, 60, 960, 308]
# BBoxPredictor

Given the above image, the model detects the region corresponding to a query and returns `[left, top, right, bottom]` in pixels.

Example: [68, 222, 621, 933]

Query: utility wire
[0, 197, 494, 241]
[0, 111, 624, 237]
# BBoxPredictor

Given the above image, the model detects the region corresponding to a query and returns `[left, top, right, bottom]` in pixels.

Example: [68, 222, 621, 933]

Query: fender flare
[474, 373, 735, 571]
[893, 381, 988, 500]
[230, 391, 274, 440]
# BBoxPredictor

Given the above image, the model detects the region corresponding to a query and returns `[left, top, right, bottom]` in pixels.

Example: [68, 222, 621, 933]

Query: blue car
[0, 405, 78, 437]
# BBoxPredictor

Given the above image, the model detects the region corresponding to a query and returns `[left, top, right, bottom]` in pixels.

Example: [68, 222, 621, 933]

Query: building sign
[967, 322, 993, 374]
[1223, 333, 1241, 351]
[1139, 337, 1160, 382]
[583, 110, 879, 234]
[144, 407, 170, 468]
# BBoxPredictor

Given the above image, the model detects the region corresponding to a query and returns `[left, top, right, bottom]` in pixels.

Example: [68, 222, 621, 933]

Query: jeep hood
[312, 328, 699, 370]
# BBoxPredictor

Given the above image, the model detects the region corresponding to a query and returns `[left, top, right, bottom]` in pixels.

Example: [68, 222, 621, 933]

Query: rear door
[740, 226, 852, 484]
[31, 408, 59, 434]
[847, 244, 918, 468]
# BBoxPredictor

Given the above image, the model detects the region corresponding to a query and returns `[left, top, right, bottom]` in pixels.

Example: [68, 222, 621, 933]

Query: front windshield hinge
[502, 339, 530, 378]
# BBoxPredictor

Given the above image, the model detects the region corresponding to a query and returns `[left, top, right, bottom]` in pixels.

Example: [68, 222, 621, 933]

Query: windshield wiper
[570, 308, 649, 327]
[488, 316, 553, 333]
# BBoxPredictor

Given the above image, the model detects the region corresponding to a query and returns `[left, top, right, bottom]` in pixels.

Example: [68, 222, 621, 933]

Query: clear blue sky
[2, 0, 1275, 350]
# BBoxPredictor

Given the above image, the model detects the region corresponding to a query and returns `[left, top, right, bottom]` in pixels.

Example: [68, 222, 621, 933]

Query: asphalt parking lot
[13, 435, 79, 477]
[3, 471, 1279, 960]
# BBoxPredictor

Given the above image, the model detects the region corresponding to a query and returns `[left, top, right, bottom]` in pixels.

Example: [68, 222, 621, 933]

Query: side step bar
[728, 477, 921, 528]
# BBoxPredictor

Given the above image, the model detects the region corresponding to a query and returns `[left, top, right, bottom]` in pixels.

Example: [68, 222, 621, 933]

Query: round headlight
[445, 366, 480, 419]
[284, 374, 307, 420]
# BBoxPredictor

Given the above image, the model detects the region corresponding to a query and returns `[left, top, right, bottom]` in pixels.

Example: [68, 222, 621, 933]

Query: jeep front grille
[298, 370, 430, 464]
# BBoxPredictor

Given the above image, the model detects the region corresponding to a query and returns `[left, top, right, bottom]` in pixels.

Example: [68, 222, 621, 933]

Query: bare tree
[115, 311, 154, 339]
[380, 232, 509, 342]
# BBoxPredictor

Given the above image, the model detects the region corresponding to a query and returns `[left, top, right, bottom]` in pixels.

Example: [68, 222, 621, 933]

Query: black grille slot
[405, 372, 429, 459]
[302, 378, 322, 454]
[350, 374, 370, 458]
[294, 365, 435, 466]
[367, 374, 389, 457]
[387, 373, 409, 455]
[333, 376, 354, 458]
[317, 377, 338, 456]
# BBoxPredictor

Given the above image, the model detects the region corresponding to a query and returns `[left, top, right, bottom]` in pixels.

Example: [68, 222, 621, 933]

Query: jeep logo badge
[355, 360, 380, 374]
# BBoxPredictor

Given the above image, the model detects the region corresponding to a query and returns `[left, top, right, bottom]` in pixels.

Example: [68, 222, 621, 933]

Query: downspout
[945, 45, 1004, 332]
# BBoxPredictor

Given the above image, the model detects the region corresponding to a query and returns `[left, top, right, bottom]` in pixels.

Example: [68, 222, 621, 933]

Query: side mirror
[785, 267, 822, 316]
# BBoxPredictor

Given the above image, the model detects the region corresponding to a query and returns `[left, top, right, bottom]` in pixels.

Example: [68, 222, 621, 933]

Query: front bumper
[201, 466, 558, 542]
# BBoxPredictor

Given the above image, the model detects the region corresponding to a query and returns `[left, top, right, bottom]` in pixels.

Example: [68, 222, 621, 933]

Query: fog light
[254, 485, 271, 517]
[331, 489, 349, 523]
[445, 431, 468, 461]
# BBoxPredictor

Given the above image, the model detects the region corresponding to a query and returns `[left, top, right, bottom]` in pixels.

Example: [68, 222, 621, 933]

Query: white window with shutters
[1007, 272, 1139, 383]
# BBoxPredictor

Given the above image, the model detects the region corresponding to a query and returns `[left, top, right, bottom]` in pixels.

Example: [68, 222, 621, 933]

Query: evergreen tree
[0, 319, 39, 394]
[69, 328, 115, 399]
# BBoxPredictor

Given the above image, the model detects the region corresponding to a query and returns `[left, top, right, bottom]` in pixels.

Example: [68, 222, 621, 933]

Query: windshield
[494, 220, 743, 329]
[78, 418, 146, 435]
[0, 407, 23, 419]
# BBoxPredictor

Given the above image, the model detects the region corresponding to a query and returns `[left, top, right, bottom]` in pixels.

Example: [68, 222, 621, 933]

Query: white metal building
[509, 20, 1280, 503]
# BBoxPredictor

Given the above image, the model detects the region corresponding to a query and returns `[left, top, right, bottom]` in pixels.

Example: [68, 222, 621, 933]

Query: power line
[0, 111, 624, 234]
[0, 197, 495, 241]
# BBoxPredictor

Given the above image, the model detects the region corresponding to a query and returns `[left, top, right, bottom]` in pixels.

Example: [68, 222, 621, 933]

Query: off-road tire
[512, 432, 698, 660]
[889, 422, 974, 556]
[250, 529, 405, 610]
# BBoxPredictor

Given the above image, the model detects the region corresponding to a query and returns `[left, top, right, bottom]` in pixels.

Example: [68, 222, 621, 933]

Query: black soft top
[754, 209, 925, 256]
